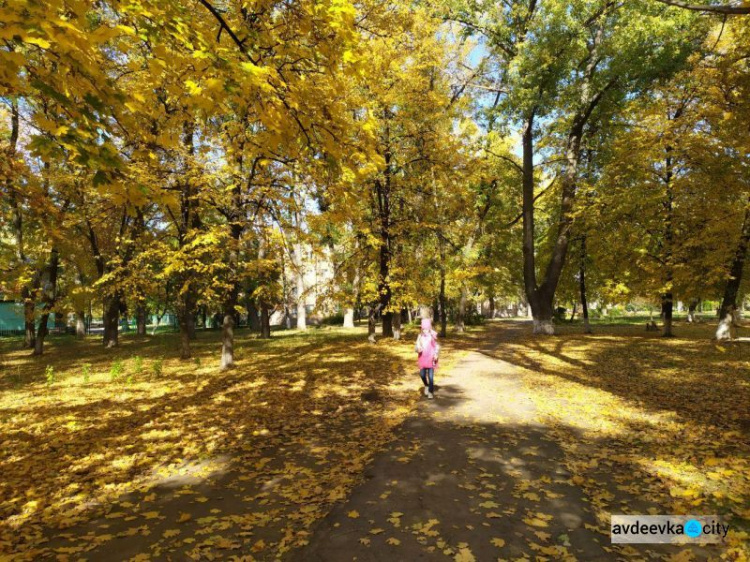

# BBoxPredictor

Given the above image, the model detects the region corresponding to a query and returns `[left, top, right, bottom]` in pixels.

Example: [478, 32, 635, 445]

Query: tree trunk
[178, 313, 192, 360]
[661, 292, 674, 337]
[247, 300, 260, 332]
[76, 310, 86, 339]
[580, 236, 592, 334]
[392, 308, 402, 340]
[136, 303, 147, 336]
[456, 286, 467, 333]
[438, 269, 447, 338]
[187, 313, 197, 340]
[260, 303, 271, 338]
[368, 306, 377, 343]
[662, 145, 676, 338]
[530, 297, 555, 335]
[379, 233, 393, 337]
[33, 314, 50, 356]
[687, 299, 698, 323]
[32, 248, 59, 356]
[489, 296, 495, 319]
[296, 265, 307, 330]
[343, 307, 355, 328]
[23, 294, 36, 349]
[220, 304, 235, 370]
[716, 200, 750, 340]
[102, 293, 121, 348]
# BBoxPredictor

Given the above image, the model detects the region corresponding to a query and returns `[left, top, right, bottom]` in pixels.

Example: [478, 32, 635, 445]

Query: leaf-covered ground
[0, 327, 460, 561]
[493, 321, 750, 560]
[292, 321, 748, 562]
[1, 320, 748, 561]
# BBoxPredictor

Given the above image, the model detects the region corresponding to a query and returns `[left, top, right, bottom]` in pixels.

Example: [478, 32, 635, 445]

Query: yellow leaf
[347, 510, 360, 518]
[454, 547, 476, 562]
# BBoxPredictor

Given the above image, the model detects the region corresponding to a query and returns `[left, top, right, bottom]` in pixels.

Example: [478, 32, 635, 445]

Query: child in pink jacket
[415, 318, 439, 398]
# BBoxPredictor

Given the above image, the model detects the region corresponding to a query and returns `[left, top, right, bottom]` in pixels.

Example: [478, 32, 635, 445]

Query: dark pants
[420, 367, 434, 393]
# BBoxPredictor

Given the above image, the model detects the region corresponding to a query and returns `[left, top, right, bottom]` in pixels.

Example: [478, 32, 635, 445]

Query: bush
[321, 314, 345, 326]
[151, 359, 163, 378]
[465, 310, 484, 326]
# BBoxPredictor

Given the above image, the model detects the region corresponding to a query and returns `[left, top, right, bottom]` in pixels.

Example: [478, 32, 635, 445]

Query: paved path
[290, 326, 611, 561]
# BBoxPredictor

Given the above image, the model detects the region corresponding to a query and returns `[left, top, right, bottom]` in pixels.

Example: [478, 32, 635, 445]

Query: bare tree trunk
[392, 308, 402, 340]
[32, 248, 59, 356]
[260, 303, 271, 338]
[662, 146, 676, 338]
[187, 313, 197, 340]
[368, 306, 377, 343]
[297, 278, 307, 330]
[687, 299, 698, 323]
[136, 302, 147, 336]
[438, 249, 447, 338]
[178, 313, 192, 360]
[247, 300, 260, 331]
[76, 310, 86, 339]
[489, 296, 495, 319]
[379, 234, 393, 338]
[102, 293, 121, 348]
[580, 236, 592, 334]
[662, 293, 674, 337]
[220, 304, 235, 369]
[343, 308, 355, 328]
[717, 200, 750, 341]
[456, 286, 467, 333]
[23, 295, 36, 348]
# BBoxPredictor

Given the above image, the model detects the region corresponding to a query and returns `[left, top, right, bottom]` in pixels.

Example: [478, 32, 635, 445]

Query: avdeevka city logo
[610, 515, 728, 544]
[684, 519, 702, 538]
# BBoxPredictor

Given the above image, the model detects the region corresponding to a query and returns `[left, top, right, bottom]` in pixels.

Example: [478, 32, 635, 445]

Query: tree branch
[652, 0, 750, 14]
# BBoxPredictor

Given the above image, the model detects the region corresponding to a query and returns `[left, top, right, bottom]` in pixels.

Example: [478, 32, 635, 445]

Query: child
[415, 318, 439, 399]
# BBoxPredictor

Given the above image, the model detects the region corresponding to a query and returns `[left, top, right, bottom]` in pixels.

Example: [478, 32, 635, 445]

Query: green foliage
[151, 359, 163, 379]
[82, 363, 91, 384]
[109, 360, 124, 382]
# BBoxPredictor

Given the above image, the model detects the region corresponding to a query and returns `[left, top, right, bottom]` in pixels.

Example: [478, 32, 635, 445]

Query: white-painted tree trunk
[76, 311, 86, 339]
[343, 307, 355, 328]
[715, 310, 738, 341]
[296, 271, 306, 330]
[532, 319, 555, 335]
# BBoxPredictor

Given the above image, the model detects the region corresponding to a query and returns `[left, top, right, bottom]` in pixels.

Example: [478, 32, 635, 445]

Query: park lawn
[493, 321, 750, 559]
[0, 326, 465, 561]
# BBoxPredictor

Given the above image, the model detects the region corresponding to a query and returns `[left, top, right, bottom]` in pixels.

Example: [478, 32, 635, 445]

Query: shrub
[110, 360, 124, 381]
[151, 359, 163, 378]
[82, 363, 91, 384]
[45, 365, 55, 386]
[321, 314, 345, 326]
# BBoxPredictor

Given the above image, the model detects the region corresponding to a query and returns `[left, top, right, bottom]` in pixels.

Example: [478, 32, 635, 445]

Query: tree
[445, 0, 703, 333]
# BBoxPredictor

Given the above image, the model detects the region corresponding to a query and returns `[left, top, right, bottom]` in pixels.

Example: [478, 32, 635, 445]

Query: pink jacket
[416, 330, 438, 369]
